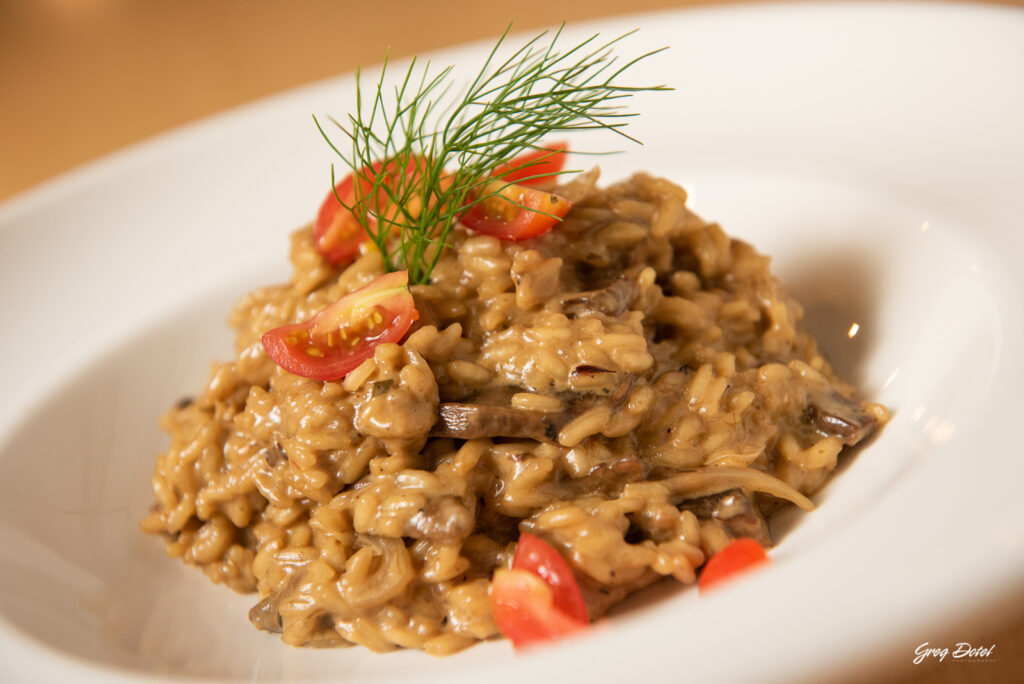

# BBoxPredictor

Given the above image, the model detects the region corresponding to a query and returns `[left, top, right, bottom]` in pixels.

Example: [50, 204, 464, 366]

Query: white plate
[2, 3, 1023, 682]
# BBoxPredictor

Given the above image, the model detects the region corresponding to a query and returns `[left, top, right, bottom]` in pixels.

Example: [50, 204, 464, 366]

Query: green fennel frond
[315, 25, 669, 285]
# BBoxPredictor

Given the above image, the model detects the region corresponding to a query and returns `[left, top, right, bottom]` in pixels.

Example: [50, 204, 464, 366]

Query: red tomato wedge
[490, 569, 588, 649]
[491, 533, 589, 649]
[313, 157, 426, 265]
[511, 533, 589, 623]
[313, 169, 368, 265]
[490, 142, 568, 186]
[261, 271, 418, 381]
[460, 180, 572, 241]
[698, 538, 771, 594]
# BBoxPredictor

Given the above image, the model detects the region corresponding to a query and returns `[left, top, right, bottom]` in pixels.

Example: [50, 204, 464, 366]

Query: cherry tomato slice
[511, 533, 589, 623]
[313, 170, 367, 265]
[490, 569, 588, 650]
[698, 538, 771, 594]
[261, 270, 418, 381]
[313, 157, 427, 265]
[490, 142, 568, 186]
[460, 180, 572, 241]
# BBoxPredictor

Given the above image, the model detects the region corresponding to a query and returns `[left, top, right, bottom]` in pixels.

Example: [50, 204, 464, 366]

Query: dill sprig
[316, 25, 669, 285]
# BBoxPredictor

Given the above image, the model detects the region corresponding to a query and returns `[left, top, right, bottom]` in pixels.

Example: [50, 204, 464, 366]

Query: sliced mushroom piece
[570, 454, 645, 496]
[808, 389, 877, 446]
[679, 489, 773, 547]
[260, 440, 286, 467]
[248, 593, 284, 634]
[250, 588, 347, 646]
[561, 279, 637, 317]
[567, 365, 622, 395]
[431, 403, 566, 442]
[432, 374, 636, 443]
[249, 574, 301, 635]
[404, 496, 475, 543]
[569, 364, 616, 379]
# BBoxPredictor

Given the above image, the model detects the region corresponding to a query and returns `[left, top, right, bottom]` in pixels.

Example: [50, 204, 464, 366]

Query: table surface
[1, 1, 1022, 682]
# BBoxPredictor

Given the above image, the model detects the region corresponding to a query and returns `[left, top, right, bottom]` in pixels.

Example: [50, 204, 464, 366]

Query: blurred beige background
[6, 0, 1024, 201]
[1, 1, 1022, 682]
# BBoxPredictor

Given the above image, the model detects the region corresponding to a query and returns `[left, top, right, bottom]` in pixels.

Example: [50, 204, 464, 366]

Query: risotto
[140, 168, 887, 654]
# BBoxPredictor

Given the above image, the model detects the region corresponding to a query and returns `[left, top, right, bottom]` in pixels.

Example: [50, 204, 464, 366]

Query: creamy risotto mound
[141, 168, 887, 654]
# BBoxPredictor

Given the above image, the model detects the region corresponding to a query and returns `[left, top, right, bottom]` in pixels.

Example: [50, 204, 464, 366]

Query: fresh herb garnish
[315, 25, 668, 285]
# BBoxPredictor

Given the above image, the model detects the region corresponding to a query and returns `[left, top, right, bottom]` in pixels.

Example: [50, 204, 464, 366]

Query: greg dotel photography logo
[913, 642, 996, 665]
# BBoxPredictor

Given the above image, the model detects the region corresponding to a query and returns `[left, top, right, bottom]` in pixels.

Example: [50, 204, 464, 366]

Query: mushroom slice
[431, 403, 565, 442]
[248, 592, 285, 635]
[403, 496, 475, 543]
[561, 279, 637, 317]
[679, 489, 773, 547]
[571, 454, 645, 496]
[809, 389, 877, 446]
